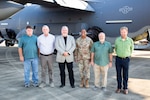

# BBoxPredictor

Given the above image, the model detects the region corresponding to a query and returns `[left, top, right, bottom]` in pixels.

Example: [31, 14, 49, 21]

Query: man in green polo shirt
[91, 32, 113, 91]
[115, 26, 134, 94]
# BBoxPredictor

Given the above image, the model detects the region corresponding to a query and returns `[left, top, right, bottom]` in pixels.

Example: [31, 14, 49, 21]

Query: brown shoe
[123, 89, 128, 94]
[79, 78, 84, 88]
[85, 79, 89, 88]
[115, 89, 121, 93]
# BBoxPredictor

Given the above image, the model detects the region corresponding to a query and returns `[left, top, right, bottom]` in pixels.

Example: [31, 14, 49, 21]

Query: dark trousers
[58, 61, 75, 86]
[115, 56, 130, 89]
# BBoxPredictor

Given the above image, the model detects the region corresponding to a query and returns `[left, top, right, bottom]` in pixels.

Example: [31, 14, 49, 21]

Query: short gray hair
[120, 26, 128, 31]
[42, 25, 49, 30]
[61, 26, 68, 30]
[98, 32, 105, 36]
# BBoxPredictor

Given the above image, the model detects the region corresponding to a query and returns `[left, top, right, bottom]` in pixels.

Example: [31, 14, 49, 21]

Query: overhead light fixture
[106, 20, 132, 24]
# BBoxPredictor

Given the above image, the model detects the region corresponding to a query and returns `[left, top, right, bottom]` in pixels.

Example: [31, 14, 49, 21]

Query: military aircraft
[0, 0, 150, 49]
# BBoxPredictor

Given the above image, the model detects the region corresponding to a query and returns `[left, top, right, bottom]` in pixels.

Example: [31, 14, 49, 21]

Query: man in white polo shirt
[37, 25, 55, 88]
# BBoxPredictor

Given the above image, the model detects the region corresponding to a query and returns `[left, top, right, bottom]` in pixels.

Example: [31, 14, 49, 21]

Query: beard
[99, 39, 105, 43]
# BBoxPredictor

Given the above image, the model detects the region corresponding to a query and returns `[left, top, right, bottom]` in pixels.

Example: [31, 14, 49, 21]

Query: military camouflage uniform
[75, 37, 93, 80]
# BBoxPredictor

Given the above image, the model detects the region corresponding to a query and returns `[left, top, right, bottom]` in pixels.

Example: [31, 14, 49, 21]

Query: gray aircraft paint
[0, 0, 150, 48]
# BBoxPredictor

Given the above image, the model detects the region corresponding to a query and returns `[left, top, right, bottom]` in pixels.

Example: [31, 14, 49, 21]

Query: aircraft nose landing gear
[3, 29, 17, 47]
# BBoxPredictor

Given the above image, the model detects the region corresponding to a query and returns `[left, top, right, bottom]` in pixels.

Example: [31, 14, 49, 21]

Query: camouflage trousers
[78, 59, 90, 79]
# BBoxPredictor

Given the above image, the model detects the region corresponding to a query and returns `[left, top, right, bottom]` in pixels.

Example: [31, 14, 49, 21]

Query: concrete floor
[0, 46, 150, 100]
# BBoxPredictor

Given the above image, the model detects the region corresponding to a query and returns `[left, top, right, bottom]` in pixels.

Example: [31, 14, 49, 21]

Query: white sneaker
[25, 84, 30, 88]
[50, 82, 54, 88]
[39, 83, 46, 88]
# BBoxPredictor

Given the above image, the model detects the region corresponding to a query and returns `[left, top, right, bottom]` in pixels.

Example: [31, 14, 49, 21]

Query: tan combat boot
[80, 78, 84, 88]
[85, 79, 89, 88]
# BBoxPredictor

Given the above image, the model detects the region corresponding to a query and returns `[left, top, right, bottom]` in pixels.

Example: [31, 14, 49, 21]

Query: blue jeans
[24, 58, 38, 85]
[115, 56, 130, 89]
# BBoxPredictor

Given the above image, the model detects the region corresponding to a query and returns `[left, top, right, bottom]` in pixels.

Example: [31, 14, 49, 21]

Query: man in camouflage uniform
[74, 29, 93, 88]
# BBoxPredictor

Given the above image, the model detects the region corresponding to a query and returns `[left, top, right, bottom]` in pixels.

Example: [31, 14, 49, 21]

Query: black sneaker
[93, 86, 99, 91]
[71, 85, 75, 88]
[101, 87, 106, 91]
[59, 85, 65, 88]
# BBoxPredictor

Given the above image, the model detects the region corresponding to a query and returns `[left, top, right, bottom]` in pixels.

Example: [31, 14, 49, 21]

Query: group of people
[18, 25, 134, 95]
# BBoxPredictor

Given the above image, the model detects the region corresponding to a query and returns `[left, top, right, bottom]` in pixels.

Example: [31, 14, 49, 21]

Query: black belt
[40, 53, 53, 56]
[117, 56, 129, 59]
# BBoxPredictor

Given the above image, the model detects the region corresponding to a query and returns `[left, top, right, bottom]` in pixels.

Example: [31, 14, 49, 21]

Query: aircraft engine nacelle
[87, 26, 103, 42]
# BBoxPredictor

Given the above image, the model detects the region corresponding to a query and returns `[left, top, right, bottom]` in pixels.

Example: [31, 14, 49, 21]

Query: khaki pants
[40, 54, 54, 84]
[94, 64, 109, 87]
